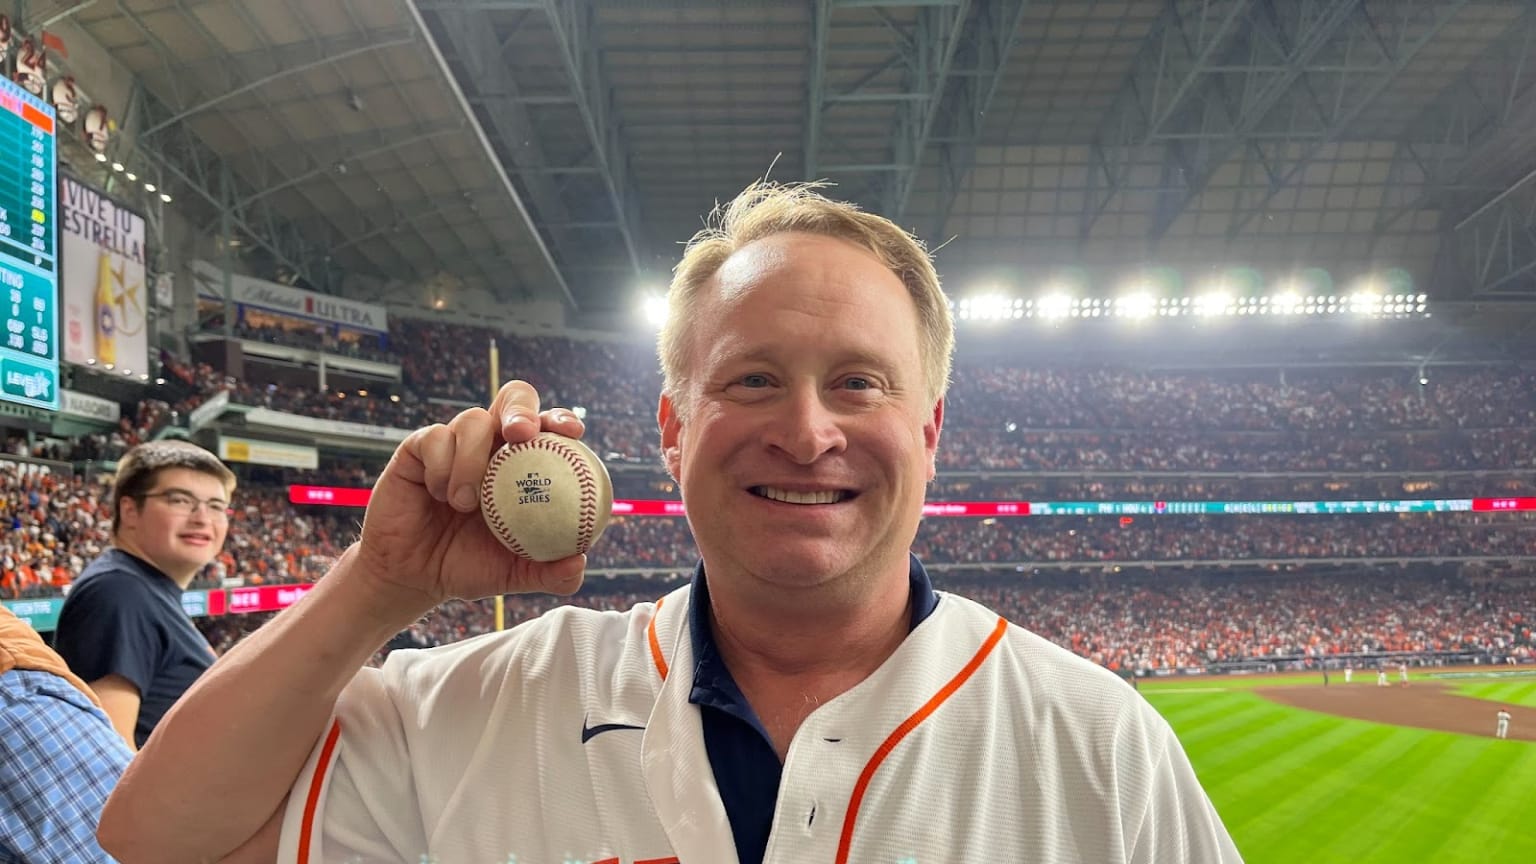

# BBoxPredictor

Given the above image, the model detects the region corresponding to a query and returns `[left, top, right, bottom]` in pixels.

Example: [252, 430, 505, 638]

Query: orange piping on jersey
[647, 596, 669, 681]
[635, 857, 681, 864]
[590, 859, 619, 864]
[298, 719, 344, 864]
[834, 616, 1009, 864]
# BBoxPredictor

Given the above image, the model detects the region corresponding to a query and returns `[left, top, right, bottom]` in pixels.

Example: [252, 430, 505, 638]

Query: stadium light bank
[952, 292, 1428, 323]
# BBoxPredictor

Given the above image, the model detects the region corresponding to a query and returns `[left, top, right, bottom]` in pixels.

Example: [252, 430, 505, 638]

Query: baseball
[480, 432, 614, 562]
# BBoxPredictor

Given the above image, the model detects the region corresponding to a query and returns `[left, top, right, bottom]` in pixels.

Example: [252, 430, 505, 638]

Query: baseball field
[1139, 672, 1536, 863]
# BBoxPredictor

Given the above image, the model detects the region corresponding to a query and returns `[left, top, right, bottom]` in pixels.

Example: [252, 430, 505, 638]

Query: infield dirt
[1258, 680, 1534, 741]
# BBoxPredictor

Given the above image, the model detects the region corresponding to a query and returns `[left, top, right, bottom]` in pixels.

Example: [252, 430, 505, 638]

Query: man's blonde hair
[658, 181, 954, 414]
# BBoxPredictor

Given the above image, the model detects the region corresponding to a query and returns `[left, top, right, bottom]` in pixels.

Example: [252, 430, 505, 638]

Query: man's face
[117, 467, 231, 578]
[659, 232, 942, 593]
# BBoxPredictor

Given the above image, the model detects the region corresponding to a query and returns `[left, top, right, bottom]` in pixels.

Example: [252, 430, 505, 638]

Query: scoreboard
[0, 75, 58, 411]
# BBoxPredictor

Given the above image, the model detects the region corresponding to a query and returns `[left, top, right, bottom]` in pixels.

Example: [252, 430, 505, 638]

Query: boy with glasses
[54, 440, 236, 749]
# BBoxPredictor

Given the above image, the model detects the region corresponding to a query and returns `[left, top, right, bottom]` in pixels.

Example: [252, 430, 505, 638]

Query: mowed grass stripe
[1455, 680, 1536, 707]
[1383, 740, 1536, 864]
[1191, 717, 1385, 804]
[1144, 691, 1279, 744]
[1157, 688, 1536, 864]
[1225, 725, 1441, 862]
[1234, 725, 1449, 860]
[1324, 733, 1490, 864]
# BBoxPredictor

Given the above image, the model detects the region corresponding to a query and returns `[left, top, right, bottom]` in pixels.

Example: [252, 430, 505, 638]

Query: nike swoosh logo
[581, 713, 645, 743]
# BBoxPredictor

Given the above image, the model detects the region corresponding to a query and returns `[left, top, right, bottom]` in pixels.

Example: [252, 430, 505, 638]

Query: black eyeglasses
[141, 490, 230, 519]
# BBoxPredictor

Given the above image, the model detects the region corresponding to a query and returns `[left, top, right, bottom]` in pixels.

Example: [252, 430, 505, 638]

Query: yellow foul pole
[490, 337, 505, 632]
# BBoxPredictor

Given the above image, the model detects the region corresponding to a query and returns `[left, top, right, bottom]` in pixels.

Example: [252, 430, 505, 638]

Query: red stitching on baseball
[542, 437, 601, 553]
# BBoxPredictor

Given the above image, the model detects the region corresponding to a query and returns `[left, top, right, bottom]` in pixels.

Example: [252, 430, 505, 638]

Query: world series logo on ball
[515, 472, 552, 505]
[481, 433, 614, 562]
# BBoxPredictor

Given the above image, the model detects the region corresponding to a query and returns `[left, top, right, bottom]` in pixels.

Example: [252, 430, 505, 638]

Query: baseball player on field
[102, 183, 1241, 864]
[1496, 707, 1512, 739]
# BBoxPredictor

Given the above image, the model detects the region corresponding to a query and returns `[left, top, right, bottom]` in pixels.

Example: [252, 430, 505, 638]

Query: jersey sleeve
[52, 573, 160, 694]
[1124, 711, 1244, 863]
[277, 667, 429, 864]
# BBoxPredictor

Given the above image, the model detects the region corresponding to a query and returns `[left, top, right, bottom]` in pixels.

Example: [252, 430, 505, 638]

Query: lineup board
[0, 75, 58, 411]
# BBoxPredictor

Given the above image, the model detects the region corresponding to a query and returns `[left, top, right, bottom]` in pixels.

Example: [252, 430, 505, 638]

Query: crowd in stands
[951, 570, 1534, 671]
[188, 569, 1534, 673]
[13, 448, 1536, 601]
[585, 513, 1536, 570]
[168, 318, 1536, 473]
[5, 321, 1535, 674]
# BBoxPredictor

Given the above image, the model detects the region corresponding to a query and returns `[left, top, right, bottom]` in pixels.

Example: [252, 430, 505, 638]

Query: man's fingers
[447, 409, 496, 512]
[533, 554, 587, 596]
[489, 380, 541, 444]
[538, 407, 586, 439]
[416, 424, 457, 502]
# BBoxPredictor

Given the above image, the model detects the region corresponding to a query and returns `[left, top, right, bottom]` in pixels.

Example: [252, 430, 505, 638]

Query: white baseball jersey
[279, 585, 1242, 863]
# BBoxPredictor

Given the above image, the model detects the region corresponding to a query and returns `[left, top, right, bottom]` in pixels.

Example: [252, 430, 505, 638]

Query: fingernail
[452, 487, 476, 510]
[551, 409, 570, 423]
[504, 412, 530, 428]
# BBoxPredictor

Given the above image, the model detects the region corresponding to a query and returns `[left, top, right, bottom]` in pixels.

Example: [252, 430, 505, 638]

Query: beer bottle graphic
[94, 250, 117, 366]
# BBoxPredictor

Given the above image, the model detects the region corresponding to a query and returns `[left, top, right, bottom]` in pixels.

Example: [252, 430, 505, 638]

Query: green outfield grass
[1141, 679, 1536, 863]
[1452, 679, 1536, 708]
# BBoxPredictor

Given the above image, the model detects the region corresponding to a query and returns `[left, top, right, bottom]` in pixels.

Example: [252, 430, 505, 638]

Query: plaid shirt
[1, 668, 132, 863]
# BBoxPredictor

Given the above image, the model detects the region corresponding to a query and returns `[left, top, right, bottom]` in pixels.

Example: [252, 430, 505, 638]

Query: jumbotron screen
[0, 75, 58, 411]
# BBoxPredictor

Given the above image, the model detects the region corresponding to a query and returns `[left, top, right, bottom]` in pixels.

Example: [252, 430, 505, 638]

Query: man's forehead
[712, 232, 891, 299]
[153, 468, 230, 493]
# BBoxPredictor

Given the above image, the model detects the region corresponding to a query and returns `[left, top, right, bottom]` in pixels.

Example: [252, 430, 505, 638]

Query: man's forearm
[99, 544, 425, 863]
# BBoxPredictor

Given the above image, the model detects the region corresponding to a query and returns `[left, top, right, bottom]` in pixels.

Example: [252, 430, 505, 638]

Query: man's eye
[844, 377, 873, 391]
[740, 374, 771, 388]
[167, 493, 194, 506]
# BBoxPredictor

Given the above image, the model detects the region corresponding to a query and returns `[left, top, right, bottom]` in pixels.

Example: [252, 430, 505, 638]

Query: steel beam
[331, 202, 465, 253]
[921, 0, 1032, 242]
[1221, 0, 1468, 237]
[1147, 0, 1363, 241]
[806, 0, 971, 218]
[1080, 0, 1253, 239]
[407, 0, 576, 308]
[141, 27, 417, 111]
[130, 86, 333, 289]
[422, 0, 646, 300]
[180, 0, 425, 286]
[332, 0, 512, 294]
[804, 0, 827, 183]
[884, 0, 970, 219]
[419, 4, 592, 298]
[240, 126, 459, 206]
[1376, 5, 1536, 233]
[138, 34, 418, 137]
[1439, 166, 1536, 296]
[539, 0, 645, 275]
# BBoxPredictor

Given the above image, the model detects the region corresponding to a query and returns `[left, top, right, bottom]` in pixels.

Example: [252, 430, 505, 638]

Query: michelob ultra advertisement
[61, 175, 147, 373]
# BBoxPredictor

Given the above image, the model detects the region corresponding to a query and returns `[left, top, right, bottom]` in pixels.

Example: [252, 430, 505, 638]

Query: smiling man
[54, 440, 235, 750]
[101, 183, 1240, 864]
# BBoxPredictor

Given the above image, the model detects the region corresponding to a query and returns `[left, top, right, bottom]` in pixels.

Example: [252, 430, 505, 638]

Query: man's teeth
[753, 487, 846, 505]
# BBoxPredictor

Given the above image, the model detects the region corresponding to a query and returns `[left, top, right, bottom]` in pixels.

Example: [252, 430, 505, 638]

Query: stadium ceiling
[45, 0, 1536, 333]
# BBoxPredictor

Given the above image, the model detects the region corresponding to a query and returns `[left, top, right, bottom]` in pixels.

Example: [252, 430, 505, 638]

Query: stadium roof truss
[61, 0, 568, 305]
[39, 0, 1536, 327]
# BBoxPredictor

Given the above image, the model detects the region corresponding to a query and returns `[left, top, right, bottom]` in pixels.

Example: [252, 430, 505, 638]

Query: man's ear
[924, 398, 943, 482]
[658, 392, 683, 481]
[115, 496, 142, 535]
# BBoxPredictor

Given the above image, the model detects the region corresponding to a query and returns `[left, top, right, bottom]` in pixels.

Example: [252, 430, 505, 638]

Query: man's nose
[765, 386, 847, 464]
